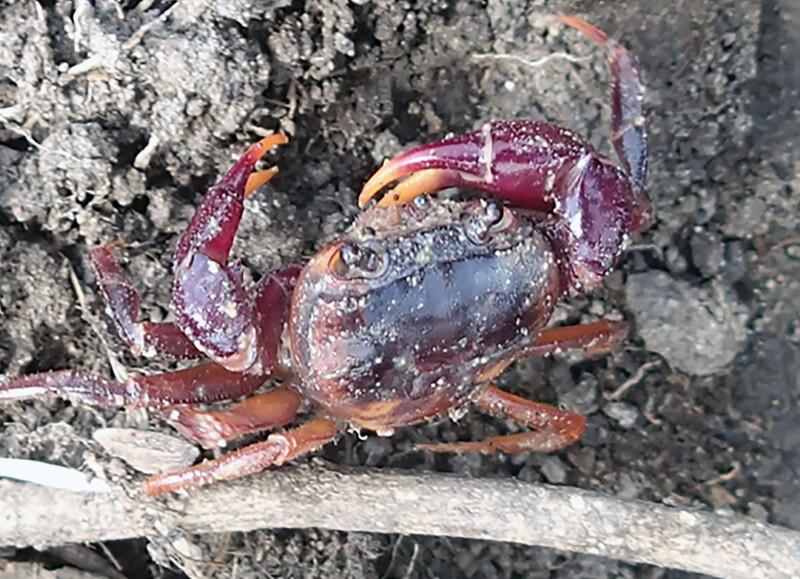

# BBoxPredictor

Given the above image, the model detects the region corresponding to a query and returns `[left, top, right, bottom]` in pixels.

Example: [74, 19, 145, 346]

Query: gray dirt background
[0, 0, 797, 577]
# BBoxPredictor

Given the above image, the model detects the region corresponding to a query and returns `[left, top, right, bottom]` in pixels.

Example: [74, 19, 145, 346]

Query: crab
[0, 16, 650, 495]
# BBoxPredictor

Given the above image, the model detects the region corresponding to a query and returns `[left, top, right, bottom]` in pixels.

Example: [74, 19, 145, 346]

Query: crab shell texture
[290, 198, 559, 431]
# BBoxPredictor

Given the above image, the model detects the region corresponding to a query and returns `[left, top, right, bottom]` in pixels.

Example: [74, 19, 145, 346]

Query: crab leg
[417, 320, 625, 454]
[521, 319, 628, 359]
[167, 385, 303, 449]
[0, 265, 299, 408]
[558, 14, 647, 192]
[90, 244, 203, 360]
[142, 417, 339, 495]
[170, 134, 288, 374]
[418, 385, 585, 454]
[0, 362, 266, 409]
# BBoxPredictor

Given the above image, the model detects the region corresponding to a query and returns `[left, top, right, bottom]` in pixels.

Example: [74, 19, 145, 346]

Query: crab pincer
[359, 15, 652, 294]
[170, 134, 289, 374]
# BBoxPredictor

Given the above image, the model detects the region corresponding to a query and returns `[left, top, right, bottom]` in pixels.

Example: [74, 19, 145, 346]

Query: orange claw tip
[374, 168, 456, 207]
[244, 133, 289, 163]
[244, 166, 280, 197]
[358, 160, 399, 208]
[359, 160, 458, 208]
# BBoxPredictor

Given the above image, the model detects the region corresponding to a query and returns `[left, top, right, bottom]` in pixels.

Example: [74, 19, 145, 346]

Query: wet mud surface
[0, 0, 798, 577]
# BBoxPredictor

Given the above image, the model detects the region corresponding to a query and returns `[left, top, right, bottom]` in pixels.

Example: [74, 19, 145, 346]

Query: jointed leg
[521, 319, 627, 359]
[0, 361, 267, 409]
[418, 320, 623, 454]
[418, 385, 585, 454]
[90, 244, 203, 360]
[142, 417, 339, 495]
[167, 385, 303, 448]
[558, 14, 648, 194]
[2, 260, 298, 411]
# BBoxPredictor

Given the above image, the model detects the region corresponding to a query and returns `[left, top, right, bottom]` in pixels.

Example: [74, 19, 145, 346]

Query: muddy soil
[0, 0, 797, 577]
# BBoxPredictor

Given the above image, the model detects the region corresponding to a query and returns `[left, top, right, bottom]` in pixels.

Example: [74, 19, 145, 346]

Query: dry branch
[1, 463, 798, 578]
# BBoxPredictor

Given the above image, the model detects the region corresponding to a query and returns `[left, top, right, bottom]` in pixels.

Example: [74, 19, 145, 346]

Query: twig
[471, 52, 591, 69]
[0, 463, 798, 578]
[702, 461, 742, 486]
[605, 360, 661, 400]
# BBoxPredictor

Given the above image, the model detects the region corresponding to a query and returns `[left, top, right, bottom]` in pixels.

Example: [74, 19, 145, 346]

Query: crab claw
[174, 132, 288, 268]
[359, 120, 590, 212]
[360, 15, 649, 220]
[169, 134, 291, 375]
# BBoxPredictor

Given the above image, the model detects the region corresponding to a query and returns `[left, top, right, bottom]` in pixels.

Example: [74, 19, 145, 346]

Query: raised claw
[174, 133, 288, 267]
[169, 135, 290, 374]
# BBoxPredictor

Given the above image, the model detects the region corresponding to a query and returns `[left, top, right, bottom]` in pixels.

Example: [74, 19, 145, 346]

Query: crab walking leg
[167, 386, 303, 449]
[90, 244, 203, 360]
[558, 14, 648, 192]
[0, 361, 269, 409]
[142, 417, 339, 495]
[251, 265, 302, 372]
[0, 263, 298, 409]
[418, 385, 585, 454]
[520, 319, 628, 359]
[417, 322, 624, 454]
[170, 135, 288, 373]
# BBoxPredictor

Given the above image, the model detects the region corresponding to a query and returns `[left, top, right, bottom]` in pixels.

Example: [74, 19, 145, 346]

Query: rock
[747, 502, 769, 522]
[93, 428, 199, 475]
[603, 402, 639, 429]
[539, 455, 568, 484]
[690, 229, 726, 277]
[558, 373, 599, 415]
[567, 447, 596, 476]
[614, 473, 641, 499]
[708, 484, 737, 508]
[625, 271, 749, 375]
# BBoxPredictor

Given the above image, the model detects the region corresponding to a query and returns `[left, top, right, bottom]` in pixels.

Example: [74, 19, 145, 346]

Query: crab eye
[332, 242, 387, 278]
[412, 195, 430, 210]
[464, 200, 511, 244]
[482, 200, 503, 227]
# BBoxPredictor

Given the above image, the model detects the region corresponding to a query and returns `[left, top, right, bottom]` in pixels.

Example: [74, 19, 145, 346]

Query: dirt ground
[0, 0, 798, 577]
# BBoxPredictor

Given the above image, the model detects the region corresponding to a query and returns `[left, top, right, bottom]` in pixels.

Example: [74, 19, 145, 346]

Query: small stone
[516, 465, 541, 483]
[539, 455, 568, 484]
[723, 240, 748, 283]
[93, 428, 199, 475]
[558, 373, 598, 415]
[665, 245, 688, 274]
[720, 196, 768, 238]
[185, 96, 206, 117]
[567, 447, 596, 476]
[690, 230, 725, 277]
[747, 502, 769, 522]
[709, 485, 737, 508]
[603, 402, 638, 429]
[626, 271, 749, 375]
[615, 473, 640, 499]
